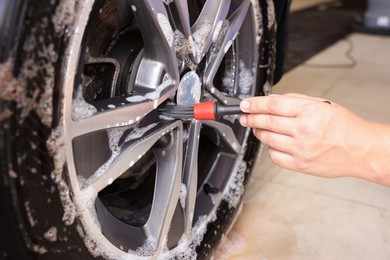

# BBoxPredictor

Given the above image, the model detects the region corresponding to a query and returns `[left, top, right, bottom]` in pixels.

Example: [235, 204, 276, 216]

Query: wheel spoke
[128, 0, 179, 90]
[81, 121, 182, 193]
[167, 0, 192, 38]
[69, 79, 176, 138]
[128, 0, 172, 52]
[204, 0, 251, 86]
[203, 120, 241, 154]
[70, 102, 148, 138]
[192, 0, 231, 63]
[165, 0, 197, 65]
[206, 82, 242, 105]
[144, 123, 183, 253]
[182, 121, 201, 235]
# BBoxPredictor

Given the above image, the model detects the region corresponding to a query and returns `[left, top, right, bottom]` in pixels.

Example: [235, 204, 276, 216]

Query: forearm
[359, 123, 390, 186]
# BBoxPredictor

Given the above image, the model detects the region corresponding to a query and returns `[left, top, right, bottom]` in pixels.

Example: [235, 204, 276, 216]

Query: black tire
[0, 0, 277, 259]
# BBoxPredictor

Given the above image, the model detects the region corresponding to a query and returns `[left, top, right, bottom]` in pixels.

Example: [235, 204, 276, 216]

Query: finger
[253, 129, 294, 154]
[240, 95, 311, 117]
[267, 147, 298, 171]
[245, 114, 295, 136]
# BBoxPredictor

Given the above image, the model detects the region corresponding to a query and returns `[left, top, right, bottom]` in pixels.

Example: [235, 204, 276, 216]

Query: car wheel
[0, 0, 276, 259]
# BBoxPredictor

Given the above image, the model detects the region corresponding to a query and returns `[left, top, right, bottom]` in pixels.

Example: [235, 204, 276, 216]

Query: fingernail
[240, 100, 250, 110]
[239, 115, 247, 126]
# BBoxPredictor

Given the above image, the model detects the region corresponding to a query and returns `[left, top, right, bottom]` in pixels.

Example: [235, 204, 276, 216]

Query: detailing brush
[159, 101, 244, 120]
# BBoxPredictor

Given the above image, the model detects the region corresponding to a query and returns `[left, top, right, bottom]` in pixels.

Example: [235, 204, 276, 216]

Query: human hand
[239, 93, 389, 182]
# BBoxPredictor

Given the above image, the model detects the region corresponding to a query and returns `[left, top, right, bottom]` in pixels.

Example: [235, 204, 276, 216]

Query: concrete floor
[289, 0, 333, 11]
[216, 25, 390, 260]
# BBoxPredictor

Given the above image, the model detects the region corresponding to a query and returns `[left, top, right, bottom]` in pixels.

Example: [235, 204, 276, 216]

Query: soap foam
[44, 226, 58, 242]
[157, 13, 174, 47]
[126, 73, 173, 103]
[192, 20, 212, 61]
[238, 60, 254, 99]
[72, 85, 98, 121]
[179, 183, 187, 209]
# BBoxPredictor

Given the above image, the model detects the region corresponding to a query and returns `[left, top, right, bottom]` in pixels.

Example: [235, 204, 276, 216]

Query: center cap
[176, 71, 202, 106]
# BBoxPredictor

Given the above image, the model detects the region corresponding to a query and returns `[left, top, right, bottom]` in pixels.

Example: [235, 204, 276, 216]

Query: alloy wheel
[61, 0, 263, 258]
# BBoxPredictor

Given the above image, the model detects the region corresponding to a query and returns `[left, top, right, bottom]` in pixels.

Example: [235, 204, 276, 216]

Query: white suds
[47, 124, 65, 182]
[0, 33, 59, 128]
[32, 244, 48, 254]
[223, 159, 247, 208]
[238, 60, 254, 99]
[251, 0, 263, 44]
[192, 20, 212, 60]
[47, 121, 77, 226]
[179, 183, 187, 209]
[222, 59, 254, 99]
[73, 186, 116, 259]
[13, 0, 78, 128]
[126, 74, 173, 103]
[84, 122, 157, 187]
[8, 169, 18, 179]
[58, 179, 77, 225]
[72, 85, 97, 121]
[173, 30, 189, 54]
[124, 123, 157, 142]
[44, 227, 58, 242]
[25, 201, 37, 227]
[172, 31, 197, 70]
[128, 239, 156, 257]
[125, 95, 145, 103]
[210, 20, 230, 55]
[222, 52, 236, 95]
[86, 150, 120, 187]
[266, 0, 276, 30]
[157, 13, 174, 47]
[160, 213, 217, 260]
[85, 125, 132, 186]
[210, 192, 222, 206]
[52, 0, 76, 35]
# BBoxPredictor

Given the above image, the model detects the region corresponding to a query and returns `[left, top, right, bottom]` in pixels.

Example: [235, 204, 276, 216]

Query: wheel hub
[176, 71, 202, 106]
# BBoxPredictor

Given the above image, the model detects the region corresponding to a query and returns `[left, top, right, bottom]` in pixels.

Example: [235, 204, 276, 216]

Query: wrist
[359, 123, 390, 186]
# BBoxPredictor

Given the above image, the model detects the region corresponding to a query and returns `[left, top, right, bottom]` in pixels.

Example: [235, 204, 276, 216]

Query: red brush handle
[194, 102, 216, 120]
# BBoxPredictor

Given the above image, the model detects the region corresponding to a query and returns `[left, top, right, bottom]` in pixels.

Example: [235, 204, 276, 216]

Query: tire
[0, 0, 277, 259]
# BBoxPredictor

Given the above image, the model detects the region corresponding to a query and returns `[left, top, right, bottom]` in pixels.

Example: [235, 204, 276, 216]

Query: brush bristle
[158, 105, 194, 119]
